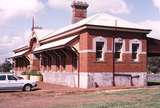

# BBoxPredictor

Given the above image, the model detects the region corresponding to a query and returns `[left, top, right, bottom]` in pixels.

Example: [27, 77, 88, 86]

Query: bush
[21, 71, 29, 75]
[28, 70, 42, 76]
[148, 57, 160, 74]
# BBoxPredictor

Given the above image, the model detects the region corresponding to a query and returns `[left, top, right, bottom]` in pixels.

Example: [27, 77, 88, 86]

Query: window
[96, 42, 104, 61]
[8, 75, 17, 80]
[130, 39, 142, 62]
[132, 43, 139, 61]
[115, 43, 123, 61]
[114, 38, 123, 61]
[0, 75, 6, 80]
[93, 36, 106, 61]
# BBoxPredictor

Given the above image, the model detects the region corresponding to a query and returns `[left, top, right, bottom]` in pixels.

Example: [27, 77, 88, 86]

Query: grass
[148, 80, 160, 83]
[51, 87, 160, 108]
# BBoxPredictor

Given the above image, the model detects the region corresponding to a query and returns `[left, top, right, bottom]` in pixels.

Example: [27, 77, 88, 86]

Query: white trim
[106, 50, 113, 53]
[141, 52, 147, 54]
[123, 51, 130, 54]
[114, 37, 125, 62]
[129, 39, 142, 52]
[129, 39, 142, 62]
[123, 51, 146, 54]
[79, 49, 137, 54]
[79, 50, 113, 53]
[93, 36, 107, 52]
[79, 50, 95, 53]
[115, 38, 123, 43]
[93, 36, 107, 61]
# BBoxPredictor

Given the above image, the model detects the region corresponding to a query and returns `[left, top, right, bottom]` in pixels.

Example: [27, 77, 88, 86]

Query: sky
[0, 0, 160, 63]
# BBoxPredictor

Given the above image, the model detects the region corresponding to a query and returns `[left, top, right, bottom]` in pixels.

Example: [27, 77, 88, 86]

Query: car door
[0, 75, 8, 90]
[7, 75, 23, 90]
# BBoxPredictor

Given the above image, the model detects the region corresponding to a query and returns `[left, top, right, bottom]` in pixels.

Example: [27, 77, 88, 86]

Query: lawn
[51, 87, 160, 108]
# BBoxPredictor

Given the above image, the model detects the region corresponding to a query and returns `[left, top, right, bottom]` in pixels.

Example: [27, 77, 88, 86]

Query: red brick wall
[79, 29, 147, 73]
[87, 52, 113, 72]
[142, 40, 147, 52]
[31, 59, 40, 71]
[36, 29, 147, 74]
[115, 54, 147, 72]
[73, 8, 86, 18]
[79, 32, 92, 50]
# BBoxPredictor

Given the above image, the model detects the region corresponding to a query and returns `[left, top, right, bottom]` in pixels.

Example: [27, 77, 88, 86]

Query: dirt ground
[0, 82, 154, 108]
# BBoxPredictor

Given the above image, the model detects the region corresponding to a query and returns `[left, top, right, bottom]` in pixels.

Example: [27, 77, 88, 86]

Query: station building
[12, 1, 152, 88]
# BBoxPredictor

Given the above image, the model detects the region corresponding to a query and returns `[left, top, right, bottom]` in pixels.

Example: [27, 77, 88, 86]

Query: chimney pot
[71, 0, 89, 23]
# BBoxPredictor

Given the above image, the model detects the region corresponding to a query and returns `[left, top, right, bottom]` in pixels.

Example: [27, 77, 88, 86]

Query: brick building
[12, 1, 151, 88]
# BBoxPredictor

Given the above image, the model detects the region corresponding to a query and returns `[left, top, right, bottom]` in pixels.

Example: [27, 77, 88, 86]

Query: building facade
[12, 1, 151, 88]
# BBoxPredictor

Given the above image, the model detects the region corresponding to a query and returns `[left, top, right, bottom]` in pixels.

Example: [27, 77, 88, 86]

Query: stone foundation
[114, 72, 147, 87]
[42, 72, 147, 88]
[42, 72, 78, 87]
[79, 72, 113, 88]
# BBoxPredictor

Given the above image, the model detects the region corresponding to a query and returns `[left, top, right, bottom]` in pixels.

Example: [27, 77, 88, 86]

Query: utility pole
[31, 16, 35, 38]
[31, 16, 42, 38]
[112, 20, 117, 86]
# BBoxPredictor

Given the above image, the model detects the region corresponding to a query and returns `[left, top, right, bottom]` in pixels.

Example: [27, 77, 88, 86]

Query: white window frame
[129, 39, 142, 62]
[93, 36, 107, 61]
[114, 38, 125, 62]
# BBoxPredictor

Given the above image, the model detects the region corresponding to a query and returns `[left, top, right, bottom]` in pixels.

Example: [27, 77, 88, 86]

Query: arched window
[114, 38, 125, 61]
[93, 36, 107, 61]
[130, 39, 142, 62]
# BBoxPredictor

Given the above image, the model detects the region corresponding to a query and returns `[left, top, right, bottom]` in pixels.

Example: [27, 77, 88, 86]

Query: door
[7, 75, 23, 90]
[0, 75, 8, 90]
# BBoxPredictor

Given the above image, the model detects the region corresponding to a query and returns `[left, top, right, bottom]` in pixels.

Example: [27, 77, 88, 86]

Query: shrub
[148, 57, 160, 73]
[29, 70, 42, 76]
[21, 71, 29, 75]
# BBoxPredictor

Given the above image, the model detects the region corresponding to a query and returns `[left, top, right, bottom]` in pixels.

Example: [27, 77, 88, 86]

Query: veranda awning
[33, 35, 78, 53]
[11, 50, 28, 58]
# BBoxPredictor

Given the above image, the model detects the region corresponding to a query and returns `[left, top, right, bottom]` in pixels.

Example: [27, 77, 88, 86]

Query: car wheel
[23, 84, 32, 92]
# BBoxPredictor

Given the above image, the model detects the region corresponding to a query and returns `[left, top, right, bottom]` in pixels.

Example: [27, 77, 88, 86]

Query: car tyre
[23, 84, 32, 92]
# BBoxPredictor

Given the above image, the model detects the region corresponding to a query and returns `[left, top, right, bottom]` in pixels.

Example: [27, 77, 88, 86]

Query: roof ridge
[39, 13, 151, 43]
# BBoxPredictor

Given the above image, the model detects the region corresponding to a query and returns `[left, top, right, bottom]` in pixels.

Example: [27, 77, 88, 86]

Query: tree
[0, 58, 13, 72]
[148, 57, 160, 74]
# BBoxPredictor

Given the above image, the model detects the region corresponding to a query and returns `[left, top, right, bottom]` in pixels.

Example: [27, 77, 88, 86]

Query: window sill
[115, 61, 124, 64]
[130, 61, 140, 64]
[93, 60, 106, 63]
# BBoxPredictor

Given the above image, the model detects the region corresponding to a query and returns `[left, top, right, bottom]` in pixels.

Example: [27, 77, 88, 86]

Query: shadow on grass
[147, 81, 160, 86]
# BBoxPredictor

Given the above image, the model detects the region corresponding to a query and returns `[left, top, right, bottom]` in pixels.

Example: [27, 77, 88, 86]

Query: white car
[0, 73, 37, 92]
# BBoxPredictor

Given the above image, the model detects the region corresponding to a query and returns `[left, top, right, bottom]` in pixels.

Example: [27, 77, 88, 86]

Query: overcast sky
[0, 0, 160, 63]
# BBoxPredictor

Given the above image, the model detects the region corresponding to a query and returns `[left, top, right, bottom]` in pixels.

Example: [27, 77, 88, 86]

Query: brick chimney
[71, 0, 89, 23]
